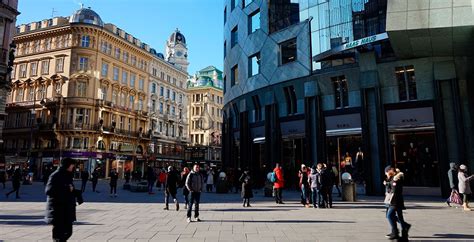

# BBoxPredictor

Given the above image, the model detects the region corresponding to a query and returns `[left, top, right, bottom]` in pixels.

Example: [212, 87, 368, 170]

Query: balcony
[58, 123, 95, 131]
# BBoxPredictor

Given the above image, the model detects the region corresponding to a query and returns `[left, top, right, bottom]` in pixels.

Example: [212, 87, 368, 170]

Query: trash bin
[341, 172, 356, 201]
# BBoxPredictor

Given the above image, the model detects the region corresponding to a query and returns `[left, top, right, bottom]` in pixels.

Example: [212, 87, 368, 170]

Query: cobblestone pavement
[0, 180, 473, 242]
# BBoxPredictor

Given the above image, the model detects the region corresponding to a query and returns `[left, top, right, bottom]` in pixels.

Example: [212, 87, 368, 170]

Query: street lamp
[28, 87, 46, 175]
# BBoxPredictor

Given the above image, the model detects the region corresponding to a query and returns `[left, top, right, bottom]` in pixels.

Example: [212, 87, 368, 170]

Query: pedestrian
[45, 158, 83, 242]
[181, 167, 190, 209]
[42, 166, 52, 186]
[80, 170, 89, 193]
[273, 163, 285, 204]
[159, 168, 167, 191]
[239, 168, 253, 207]
[324, 163, 336, 208]
[308, 164, 322, 208]
[234, 168, 242, 194]
[446, 162, 459, 207]
[164, 166, 180, 211]
[185, 164, 204, 223]
[0, 170, 6, 189]
[109, 168, 118, 197]
[146, 166, 156, 194]
[91, 168, 99, 192]
[384, 166, 411, 240]
[206, 168, 215, 192]
[298, 164, 310, 207]
[331, 163, 341, 197]
[318, 165, 330, 208]
[124, 169, 131, 184]
[5, 167, 21, 199]
[458, 164, 474, 211]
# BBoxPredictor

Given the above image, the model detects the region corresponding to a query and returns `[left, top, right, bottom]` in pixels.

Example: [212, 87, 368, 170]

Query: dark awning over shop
[325, 113, 362, 137]
[387, 107, 435, 132]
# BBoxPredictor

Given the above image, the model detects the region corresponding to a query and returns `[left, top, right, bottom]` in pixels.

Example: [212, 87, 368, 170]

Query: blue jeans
[301, 185, 309, 204]
[386, 206, 409, 233]
[311, 188, 319, 207]
[187, 192, 201, 218]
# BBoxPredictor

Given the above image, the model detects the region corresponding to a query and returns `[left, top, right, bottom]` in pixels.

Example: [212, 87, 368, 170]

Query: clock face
[176, 51, 183, 57]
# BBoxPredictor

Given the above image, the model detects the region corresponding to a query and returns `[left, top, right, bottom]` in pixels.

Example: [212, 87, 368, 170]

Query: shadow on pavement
[202, 219, 355, 224]
[205, 208, 297, 212]
[411, 234, 474, 240]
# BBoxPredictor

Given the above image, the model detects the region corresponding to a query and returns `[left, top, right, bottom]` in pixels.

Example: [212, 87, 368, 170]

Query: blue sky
[17, 0, 224, 75]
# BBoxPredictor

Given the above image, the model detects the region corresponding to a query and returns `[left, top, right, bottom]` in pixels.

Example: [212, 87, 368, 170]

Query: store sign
[281, 120, 305, 137]
[63, 151, 95, 158]
[387, 107, 434, 128]
[325, 113, 362, 136]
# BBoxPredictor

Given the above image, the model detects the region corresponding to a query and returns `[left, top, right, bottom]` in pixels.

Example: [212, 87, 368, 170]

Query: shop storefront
[108, 155, 134, 179]
[386, 105, 439, 187]
[324, 111, 365, 184]
[280, 119, 305, 189]
[250, 125, 265, 170]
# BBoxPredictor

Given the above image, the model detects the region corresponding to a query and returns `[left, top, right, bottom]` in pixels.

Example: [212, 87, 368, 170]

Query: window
[160, 86, 164, 96]
[249, 53, 260, 77]
[224, 41, 226, 58]
[280, 38, 297, 65]
[249, 9, 260, 34]
[223, 76, 226, 94]
[171, 106, 175, 116]
[101, 62, 109, 77]
[138, 98, 143, 111]
[107, 43, 112, 55]
[100, 41, 108, 53]
[231, 64, 238, 86]
[129, 95, 135, 109]
[131, 55, 136, 66]
[283, 85, 297, 115]
[179, 94, 183, 103]
[160, 72, 165, 80]
[128, 118, 132, 131]
[41, 60, 50, 74]
[231, 26, 238, 48]
[138, 78, 144, 90]
[16, 88, 24, 101]
[28, 87, 34, 101]
[123, 51, 129, 63]
[115, 47, 121, 59]
[151, 83, 157, 93]
[81, 35, 90, 48]
[159, 102, 163, 114]
[172, 91, 176, 101]
[396, 65, 417, 101]
[44, 38, 52, 51]
[243, 0, 253, 7]
[120, 92, 126, 107]
[130, 73, 136, 88]
[30, 62, 38, 76]
[33, 40, 40, 53]
[122, 70, 128, 85]
[113, 67, 119, 81]
[73, 138, 82, 149]
[224, 7, 227, 24]
[100, 86, 107, 100]
[19, 64, 27, 78]
[231, 0, 238, 10]
[151, 100, 156, 112]
[166, 89, 170, 99]
[112, 90, 117, 105]
[55, 82, 61, 95]
[78, 57, 88, 71]
[332, 76, 349, 108]
[77, 82, 87, 97]
[120, 116, 125, 129]
[38, 85, 46, 100]
[55, 57, 64, 73]
[269, 0, 300, 33]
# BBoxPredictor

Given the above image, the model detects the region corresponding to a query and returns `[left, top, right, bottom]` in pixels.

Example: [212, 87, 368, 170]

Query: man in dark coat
[109, 168, 118, 197]
[5, 168, 21, 199]
[91, 168, 99, 193]
[45, 158, 82, 242]
[80, 170, 89, 193]
[164, 166, 180, 211]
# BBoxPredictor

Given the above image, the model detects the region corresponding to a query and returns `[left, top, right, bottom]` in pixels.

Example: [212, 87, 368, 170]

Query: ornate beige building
[3, 7, 189, 178]
[186, 66, 223, 165]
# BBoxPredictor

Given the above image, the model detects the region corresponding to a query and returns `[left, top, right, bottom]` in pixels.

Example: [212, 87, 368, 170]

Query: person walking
[298, 164, 311, 208]
[273, 163, 285, 204]
[42, 166, 52, 186]
[146, 166, 156, 195]
[80, 170, 89, 193]
[239, 169, 253, 207]
[109, 168, 118, 197]
[185, 164, 204, 223]
[181, 167, 191, 209]
[458, 164, 474, 211]
[124, 169, 131, 184]
[206, 168, 215, 192]
[0, 170, 6, 189]
[447, 162, 459, 207]
[45, 158, 83, 242]
[308, 165, 322, 208]
[164, 166, 180, 211]
[5, 168, 21, 199]
[159, 168, 167, 191]
[324, 163, 336, 208]
[91, 168, 99, 193]
[384, 166, 411, 240]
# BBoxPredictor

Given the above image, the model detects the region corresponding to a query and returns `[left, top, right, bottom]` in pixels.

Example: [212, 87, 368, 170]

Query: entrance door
[326, 135, 364, 184]
[281, 138, 304, 189]
[390, 131, 439, 187]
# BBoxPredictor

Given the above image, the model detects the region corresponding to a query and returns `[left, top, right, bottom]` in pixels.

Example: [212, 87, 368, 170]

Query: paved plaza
[0, 180, 473, 242]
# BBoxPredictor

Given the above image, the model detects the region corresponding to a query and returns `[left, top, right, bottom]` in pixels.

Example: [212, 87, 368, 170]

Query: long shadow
[201, 219, 355, 224]
[411, 234, 474, 239]
[204, 208, 296, 212]
[0, 220, 102, 226]
[0, 215, 44, 220]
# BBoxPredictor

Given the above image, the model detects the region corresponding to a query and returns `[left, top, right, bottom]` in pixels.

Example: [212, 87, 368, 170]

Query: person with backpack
[272, 163, 284, 204]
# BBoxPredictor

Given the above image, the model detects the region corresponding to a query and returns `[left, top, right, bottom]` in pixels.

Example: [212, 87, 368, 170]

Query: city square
[1, 181, 474, 242]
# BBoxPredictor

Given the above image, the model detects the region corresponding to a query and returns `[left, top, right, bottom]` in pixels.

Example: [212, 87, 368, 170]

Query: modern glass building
[223, 0, 474, 195]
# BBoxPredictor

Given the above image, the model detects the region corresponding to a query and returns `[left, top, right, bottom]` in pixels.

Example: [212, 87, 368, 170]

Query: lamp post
[28, 87, 46, 175]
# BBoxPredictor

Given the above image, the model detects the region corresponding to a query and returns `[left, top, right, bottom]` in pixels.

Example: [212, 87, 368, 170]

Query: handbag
[449, 190, 463, 205]
[384, 192, 394, 205]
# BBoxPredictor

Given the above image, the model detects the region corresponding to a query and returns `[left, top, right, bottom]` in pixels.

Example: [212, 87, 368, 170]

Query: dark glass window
[396, 65, 417, 101]
[269, 0, 300, 33]
[231, 65, 239, 87]
[224, 41, 227, 58]
[249, 52, 260, 77]
[252, 95, 262, 122]
[283, 85, 297, 115]
[231, 26, 238, 48]
[280, 38, 297, 65]
[231, 0, 238, 11]
[249, 9, 261, 34]
[224, 7, 227, 24]
[332, 75, 349, 108]
[223, 76, 227, 94]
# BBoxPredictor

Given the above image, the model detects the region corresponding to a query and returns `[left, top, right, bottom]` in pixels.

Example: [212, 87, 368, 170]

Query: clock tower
[166, 28, 189, 73]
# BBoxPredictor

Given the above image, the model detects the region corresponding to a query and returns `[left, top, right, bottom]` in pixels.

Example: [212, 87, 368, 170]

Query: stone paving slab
[1, 180, 474, 241]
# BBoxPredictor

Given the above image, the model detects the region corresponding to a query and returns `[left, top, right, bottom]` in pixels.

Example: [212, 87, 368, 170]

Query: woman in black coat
[45, 158, 82, 242]
[239, 170, 253, 207]
[384, 167, 411, 240]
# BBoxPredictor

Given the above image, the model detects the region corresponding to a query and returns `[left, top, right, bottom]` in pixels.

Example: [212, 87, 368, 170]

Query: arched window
[97, 140, 106, 150]
[136, 145, 143, 154]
